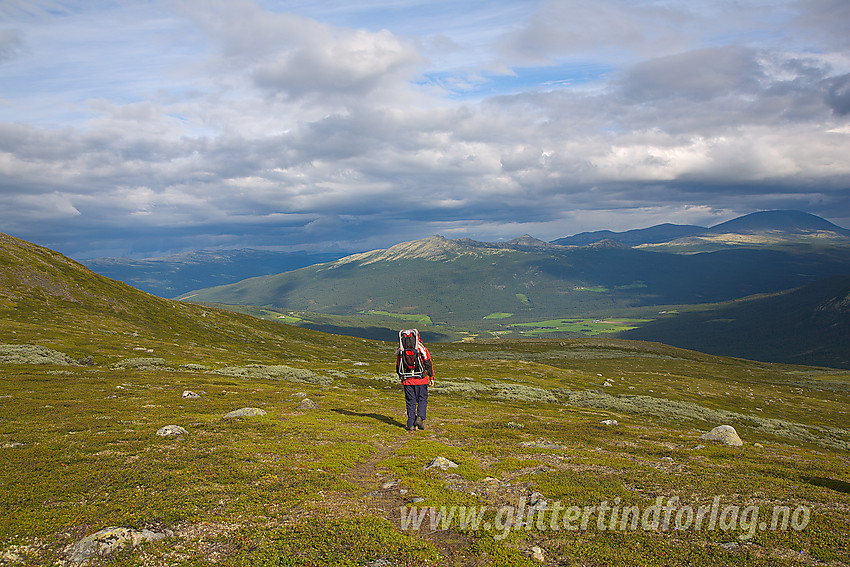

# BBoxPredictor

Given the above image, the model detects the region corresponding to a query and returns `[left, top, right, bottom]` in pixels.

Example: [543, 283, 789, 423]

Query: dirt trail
[334, 425, 481, 565]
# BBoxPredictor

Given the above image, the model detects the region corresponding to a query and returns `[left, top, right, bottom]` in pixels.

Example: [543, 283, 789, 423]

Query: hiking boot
[414, 416, 425, 430]
[407, 425, 416, 432]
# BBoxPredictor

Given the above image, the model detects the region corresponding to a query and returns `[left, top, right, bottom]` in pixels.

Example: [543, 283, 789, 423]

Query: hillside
[0, 232, 354, 364]
[0, 232, 849, 565]
[622, 275, 850, 369]
[178, 233, 850, 335]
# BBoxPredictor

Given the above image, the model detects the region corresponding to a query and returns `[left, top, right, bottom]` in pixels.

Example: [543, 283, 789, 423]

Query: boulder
[66, 526, 170, 563]
[156, 425, 187, 437]
[531, 545, 545, 562]
[699, 425, 743, 446]
[223, 407, 267, 419]
[181, 391, 200, 399]
[425, 456, 458, 470]
[600, 419, 619, 426]
[529, 491, 547, 510]
[296, 398, 318, 410]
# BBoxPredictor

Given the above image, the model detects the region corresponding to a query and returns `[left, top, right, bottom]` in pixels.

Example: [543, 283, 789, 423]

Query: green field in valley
[512, 318, 653, 336]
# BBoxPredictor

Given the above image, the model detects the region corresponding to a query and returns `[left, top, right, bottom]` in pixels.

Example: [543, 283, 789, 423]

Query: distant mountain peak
[708, 210, 850, 236]
[504, 235, 553, 248]
[582, 238, 630, 250]
[332, 235, 473, 266]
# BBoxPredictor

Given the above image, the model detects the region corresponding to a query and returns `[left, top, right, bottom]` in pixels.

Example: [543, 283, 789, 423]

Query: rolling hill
[178, 230, 850, 334]
[0, 231, 350, 364]
[622, 275, 850, 369]
[0, 231, 849, 565]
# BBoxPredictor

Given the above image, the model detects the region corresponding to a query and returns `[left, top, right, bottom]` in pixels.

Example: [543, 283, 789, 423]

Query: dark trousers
[404, 384, 428, 428]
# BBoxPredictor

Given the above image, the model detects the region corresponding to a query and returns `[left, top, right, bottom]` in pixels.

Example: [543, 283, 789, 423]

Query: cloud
[0, 0, 849, 259]
[252, 28, 421, 99]
[825, 73, 850, 115]
[620, 46, 763, 102]
[0, 29, 23, 64]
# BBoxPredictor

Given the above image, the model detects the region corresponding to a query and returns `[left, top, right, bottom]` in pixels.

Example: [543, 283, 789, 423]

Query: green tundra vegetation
[1, 232, 849, 565]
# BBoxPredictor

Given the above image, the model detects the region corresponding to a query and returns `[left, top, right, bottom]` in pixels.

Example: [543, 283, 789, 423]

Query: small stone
[531, 545, 545, 561]
[156, 425, 187, 437]
[296, 398, 318, 410]
[382, 480, 398, 489]
[223, 407, 267, 419]
[529, 492, 547, 510]
[754, 442, 764, 448]
[181, 390, 200, 399]
[600, 419, 619, 426]
[699, 425, 743, 446]
[66, 527, 170, 563]
[425, 456, 458, 470]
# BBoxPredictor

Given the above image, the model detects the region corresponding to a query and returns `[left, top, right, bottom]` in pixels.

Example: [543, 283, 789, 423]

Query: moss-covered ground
[1, 336, 848, 566]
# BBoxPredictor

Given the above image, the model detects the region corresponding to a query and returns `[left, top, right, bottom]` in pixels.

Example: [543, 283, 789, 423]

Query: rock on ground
[66, 527, 170, 563]
[531, 545, 545, 561]
[181, 391, 200, 399]
[699, 425, 743, 446]
[425, 456, 458, 470]
[223, 407, 267, 419]
[156, 425, 187, 437]
[296, 398, 318, 410]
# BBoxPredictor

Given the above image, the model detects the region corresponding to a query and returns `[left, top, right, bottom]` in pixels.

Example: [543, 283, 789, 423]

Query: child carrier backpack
[398, 329, 425, 378]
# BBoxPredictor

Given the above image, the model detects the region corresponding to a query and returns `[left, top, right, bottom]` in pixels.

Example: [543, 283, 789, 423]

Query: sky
[1, 0, 849, 259]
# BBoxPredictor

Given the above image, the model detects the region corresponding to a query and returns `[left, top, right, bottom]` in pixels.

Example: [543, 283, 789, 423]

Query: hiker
[396, 329, 434, 432]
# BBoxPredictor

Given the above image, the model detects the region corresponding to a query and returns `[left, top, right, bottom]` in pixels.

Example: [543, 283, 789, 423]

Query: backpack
[397, 329, 425, 378]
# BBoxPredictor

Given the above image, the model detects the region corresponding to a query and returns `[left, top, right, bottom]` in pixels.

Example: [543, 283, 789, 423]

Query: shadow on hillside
[804, 476, 850, 494]
[331, 408, 406, 429]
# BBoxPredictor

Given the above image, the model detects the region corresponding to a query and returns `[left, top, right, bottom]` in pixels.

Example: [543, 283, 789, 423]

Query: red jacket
[396, 329, 434, 386]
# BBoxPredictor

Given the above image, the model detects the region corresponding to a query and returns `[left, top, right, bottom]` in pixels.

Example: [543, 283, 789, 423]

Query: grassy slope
[622, 276, 850, 369]
[1, 232, 849, 566]
[179, 241, 850, 329]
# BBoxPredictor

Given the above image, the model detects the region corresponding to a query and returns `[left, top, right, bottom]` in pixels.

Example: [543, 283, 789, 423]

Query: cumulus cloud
[252, 28, 420, 99]
[620, 46, 763, 102]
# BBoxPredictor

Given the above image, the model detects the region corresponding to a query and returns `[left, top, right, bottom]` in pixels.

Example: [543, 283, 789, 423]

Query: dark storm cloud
[825, 74, 850, 116]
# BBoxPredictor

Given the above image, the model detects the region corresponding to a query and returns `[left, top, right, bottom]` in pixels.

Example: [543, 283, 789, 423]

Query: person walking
[396, 329, 434, 432]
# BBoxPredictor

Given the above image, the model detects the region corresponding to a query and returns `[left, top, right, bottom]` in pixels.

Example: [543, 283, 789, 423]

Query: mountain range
[553, 210, 850, 249]
[168, 210, 850, 368]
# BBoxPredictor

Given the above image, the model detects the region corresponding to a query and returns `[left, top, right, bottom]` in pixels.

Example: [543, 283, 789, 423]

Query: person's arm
[420, 344, 434, 381]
